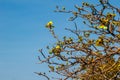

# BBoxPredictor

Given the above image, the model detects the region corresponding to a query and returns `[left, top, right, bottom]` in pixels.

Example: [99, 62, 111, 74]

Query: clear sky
[0, 0, 119, 80]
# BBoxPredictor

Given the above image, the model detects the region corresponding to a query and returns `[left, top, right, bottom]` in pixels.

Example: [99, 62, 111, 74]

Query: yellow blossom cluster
[99, 24, 107, 29]
[106, 13, 116, 20]
[45, 21, 54, 29]
[95, 38, 103, 46]
[98, 13, 116, 30]
[51, 45, 62, 55]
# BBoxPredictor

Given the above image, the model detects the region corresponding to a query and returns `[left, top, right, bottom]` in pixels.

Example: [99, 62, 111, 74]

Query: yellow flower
[46, 21, 54, 29]
[47, 21, 53, 26]
[106, 13, 116, 20]
[95, 38, 103, 46]
[118, 64, 120, 67]
[116, 34, 120, 39]
[56, 45, 61, 49]
[78, 36, 83, 42]
[52, 45, 61, 55]
[99, 25, 107, 29]
[101, 18, 108, 22]
[100, 18, 109, 25]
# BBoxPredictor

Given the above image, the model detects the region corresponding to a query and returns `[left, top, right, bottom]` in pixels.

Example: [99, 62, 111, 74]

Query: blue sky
[0, 0, 119, 80]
